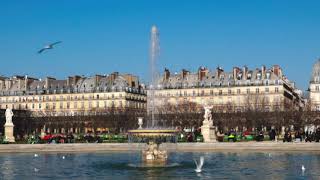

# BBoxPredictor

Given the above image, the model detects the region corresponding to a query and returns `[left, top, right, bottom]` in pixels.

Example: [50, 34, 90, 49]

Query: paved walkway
[0, 142, 319, 153]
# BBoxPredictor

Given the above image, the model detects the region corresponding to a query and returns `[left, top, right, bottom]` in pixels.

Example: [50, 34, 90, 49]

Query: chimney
[242, 66, 248, 80]
[67, 76, 72, 86]
[45, 77, 56, 89]
[272, 65, 282, 77]
[181, 69, 189, 79]
[198, 67, 208, 81]
[216, 66, 224, 79]
[233, 67, 240, 80]
[5, 79, 12, 90]
[261, 65, 266, 79]
[24, 75, 28, 91]
[18, 79, 23, 90]
[0, 78, 5, 90]
[94, 74, 103, 86]
[164, 68, 170, 80]
[110, 72, 119, 81]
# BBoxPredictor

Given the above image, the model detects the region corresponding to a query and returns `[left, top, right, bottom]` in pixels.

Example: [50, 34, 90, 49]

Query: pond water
[0, 151, 319, 179]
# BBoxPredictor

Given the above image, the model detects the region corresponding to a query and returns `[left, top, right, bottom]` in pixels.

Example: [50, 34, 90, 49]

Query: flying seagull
[38, 41, 62, 54]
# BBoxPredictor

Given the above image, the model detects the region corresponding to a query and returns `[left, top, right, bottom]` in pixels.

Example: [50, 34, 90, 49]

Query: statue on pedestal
[203, 105, 213, 126]
[5, 108, 13, 125]
[4, 108, 15, 142]
[201, 105, 216, 143]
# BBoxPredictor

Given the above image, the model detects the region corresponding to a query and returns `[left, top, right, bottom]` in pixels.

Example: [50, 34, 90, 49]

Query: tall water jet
[128, 25, 179, 166]
[149, 25, 160, 128]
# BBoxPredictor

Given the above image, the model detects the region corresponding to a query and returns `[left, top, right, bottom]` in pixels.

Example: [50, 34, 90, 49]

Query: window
[67, 102, 70, 109]
[193, 91, 196, 96]
[210, 90, 213, 95]
[228, 89, 232, 95]
[38, 103, 41, 109]
[59, 102, 63, 109]
[53, 103, 56, 109]
[89, 102, 92, 108]
[256, 88, 260, 94]
[246, 89, 250, 94]
[96, 101, 99, 108]
[275, 87, 279, 93]
[265, 107, 270, 112]
[201, 90, 204, 96]
[45, 103, 49, 109]
[81, 102, 84, 108]
[265, 88, 269, 93]
[237, 89, 241, 94]
[184, 91, 187, 96]
[97, 95, 100, 99]
[74, 102, 78, 109]
[316, 86, 319, 91]
[219, 90, 222, 95]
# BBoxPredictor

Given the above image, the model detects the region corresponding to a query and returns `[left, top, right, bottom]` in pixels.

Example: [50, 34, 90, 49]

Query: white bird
[38, 41, 62, 54]
[34, 154, 39, 157]
[62, 156, 65, 159]
[302, 165, 306, 171]
[34, 168, 39, 172]
[194, 156, 204, 173]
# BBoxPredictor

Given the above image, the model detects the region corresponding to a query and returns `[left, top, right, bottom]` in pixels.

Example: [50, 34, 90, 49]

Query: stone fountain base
[128, 128, 178, 165]
[142, 141, 168, 162]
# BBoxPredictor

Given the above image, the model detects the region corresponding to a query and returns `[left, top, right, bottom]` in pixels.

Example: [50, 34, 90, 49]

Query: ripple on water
[0, 152, 319, 179]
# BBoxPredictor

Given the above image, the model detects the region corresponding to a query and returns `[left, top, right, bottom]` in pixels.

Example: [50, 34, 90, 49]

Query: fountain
[128, 25, 179, 165]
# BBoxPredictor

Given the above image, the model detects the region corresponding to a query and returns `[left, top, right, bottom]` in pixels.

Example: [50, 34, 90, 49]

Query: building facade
[0, 72, 147, 117]
[153, 65, 305, 112]
[309, 59, 320, 111]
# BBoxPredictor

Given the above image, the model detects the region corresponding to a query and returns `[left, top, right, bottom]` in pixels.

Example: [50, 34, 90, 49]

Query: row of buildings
[1, 61, 320, 117]
[0, 72, 147, 116]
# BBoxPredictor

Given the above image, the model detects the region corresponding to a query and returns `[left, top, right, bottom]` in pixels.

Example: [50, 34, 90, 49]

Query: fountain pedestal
[4, 123, 15, 143]
[142, 141, 167, 162]
[128, 129, 178, 165]
[201, 121, 217, 143]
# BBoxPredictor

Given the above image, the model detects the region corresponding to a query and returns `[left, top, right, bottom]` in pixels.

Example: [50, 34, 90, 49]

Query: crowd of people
[2, 127, 320, 144]
[182, 127, 320, 143]
[283, 127, 320, 143]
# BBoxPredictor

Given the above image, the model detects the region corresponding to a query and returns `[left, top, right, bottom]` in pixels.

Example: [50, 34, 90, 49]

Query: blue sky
[0, 1, 320, 90]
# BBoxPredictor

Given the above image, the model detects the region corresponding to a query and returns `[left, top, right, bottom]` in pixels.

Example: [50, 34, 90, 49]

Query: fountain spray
[149, 25, 160, 128]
